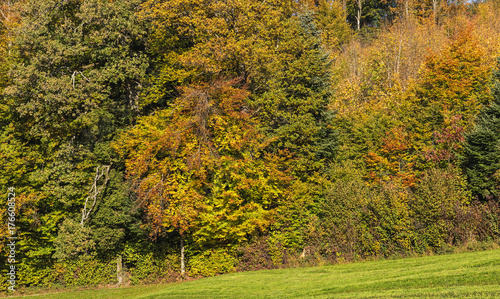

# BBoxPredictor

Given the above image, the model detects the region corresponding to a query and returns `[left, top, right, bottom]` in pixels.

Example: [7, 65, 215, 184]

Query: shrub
[319, 166, 372, 261]
[123, 243, 180, 285]
[53, 257, 115, 287]
[189, 248, 237, 277]
[358, 182, 416, 256]
[237, 237, 275, 271]
[410, 166, 471, 250]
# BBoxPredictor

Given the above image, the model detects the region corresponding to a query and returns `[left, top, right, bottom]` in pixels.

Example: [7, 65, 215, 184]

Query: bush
[237, 237, 275, 271]
[53, 218, 95, 260]
[123, 243, 180, 284]
[358, 182, 416, 257]
[319, 166, 372, 261]
[189, 248, 237, 277]
[410, 166, 471, 250]
[53, 257, 115, 287]
[453, 200, 500, 244]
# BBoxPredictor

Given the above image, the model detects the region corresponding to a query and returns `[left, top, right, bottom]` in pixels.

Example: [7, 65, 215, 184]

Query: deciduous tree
[2, 0, 149, 275]
[415, 24, 490, 132]
[116, 79, 291, 274]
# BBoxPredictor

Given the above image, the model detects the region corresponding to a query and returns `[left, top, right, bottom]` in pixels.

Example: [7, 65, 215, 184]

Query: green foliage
[319, 163, 475, 258]
[6, 0, 147, 143]
[346, 0, 396, 30]
[266, 232, 290, 267]
[0, 125, 31, 190]
[0, 0, 149, 278]
[10, 256, 115, 288]
[411, 166, 471, 250]
[52, 257, 116, 287]
[53, 218, 95, 260]
[462, 58, 500, 201]
[0, 0, 18, 95]
[270, 175, 331, 255]
[189, 248, 237, 277]
[299, 0, 352, 50]
[16, 263, 55, 287]
[88, 169, 143, 258]
[122, 242, 181, 284]
[319, 162, 416, 259]
[138, 0, 295, 110]
[253, 11, 335, 178]
[3, 0, 500, 290]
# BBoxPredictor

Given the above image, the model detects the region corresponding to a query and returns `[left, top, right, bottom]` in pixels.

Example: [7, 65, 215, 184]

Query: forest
[1, 0, 500, 289]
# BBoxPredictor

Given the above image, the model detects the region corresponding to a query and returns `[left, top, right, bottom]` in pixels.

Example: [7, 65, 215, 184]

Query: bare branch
[81, 164, 111, 227]
[71, 70, 91, 89]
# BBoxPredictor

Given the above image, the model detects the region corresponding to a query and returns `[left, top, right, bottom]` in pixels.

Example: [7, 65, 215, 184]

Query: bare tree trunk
[117, 255, 123, 286]
[396, 38, 403, 76]
[432, 0, 438, 24]
[356, 0, 362, 31]
[180, 236, 185, 277]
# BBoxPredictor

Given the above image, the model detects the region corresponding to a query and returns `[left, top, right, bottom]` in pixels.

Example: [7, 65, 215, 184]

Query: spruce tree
[462, 58, 500, 201]
[253, 11, 336, 180]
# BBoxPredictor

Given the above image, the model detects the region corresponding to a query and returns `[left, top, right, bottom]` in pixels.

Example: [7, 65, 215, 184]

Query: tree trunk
[432, 0, 438, 24]
[357, 0, 362, 31]
[180, 236, 185, 277]
[117, 255, 123, 286]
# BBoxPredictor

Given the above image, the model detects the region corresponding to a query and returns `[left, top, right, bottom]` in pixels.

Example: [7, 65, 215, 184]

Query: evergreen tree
[462, 58, 500, 201]
[249, 10, 337, 254]
[253, 11, 336, 180]
[346, 0, 395, 30]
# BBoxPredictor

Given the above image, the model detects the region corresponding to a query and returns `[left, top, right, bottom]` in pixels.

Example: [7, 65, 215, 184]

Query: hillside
[1, 0, 500, 291]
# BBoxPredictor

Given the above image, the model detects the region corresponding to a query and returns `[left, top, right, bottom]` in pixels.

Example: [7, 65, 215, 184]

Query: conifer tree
[253, 11, 336, 179]
[462, 58, 500, 201]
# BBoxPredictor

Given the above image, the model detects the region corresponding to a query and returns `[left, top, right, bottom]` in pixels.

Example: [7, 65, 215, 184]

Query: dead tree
[81, 165, 111, 227]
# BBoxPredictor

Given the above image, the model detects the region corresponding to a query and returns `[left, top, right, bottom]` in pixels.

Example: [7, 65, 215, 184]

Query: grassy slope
[8, 249, 500, 298]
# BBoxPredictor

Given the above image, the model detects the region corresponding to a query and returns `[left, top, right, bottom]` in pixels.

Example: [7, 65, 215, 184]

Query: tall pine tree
[252, 11, 336, 179]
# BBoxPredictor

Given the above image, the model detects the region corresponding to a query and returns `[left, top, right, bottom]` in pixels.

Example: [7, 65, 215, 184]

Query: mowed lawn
[8, 249, 500, 298]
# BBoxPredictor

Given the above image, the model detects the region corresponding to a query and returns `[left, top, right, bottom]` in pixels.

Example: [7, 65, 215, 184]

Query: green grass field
[7, 249, 500, 298]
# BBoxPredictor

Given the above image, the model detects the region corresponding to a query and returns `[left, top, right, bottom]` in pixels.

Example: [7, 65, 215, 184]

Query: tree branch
[81, 164, 111, 227]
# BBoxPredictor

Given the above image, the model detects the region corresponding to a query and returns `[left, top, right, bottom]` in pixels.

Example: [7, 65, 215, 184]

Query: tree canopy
[1, 0, 500, 288]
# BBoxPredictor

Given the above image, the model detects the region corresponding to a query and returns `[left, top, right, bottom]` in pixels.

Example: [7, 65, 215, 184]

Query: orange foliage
[116, 78, 291, 245]
[416, 22, 490, 130]
[365, 127, 417, 187]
